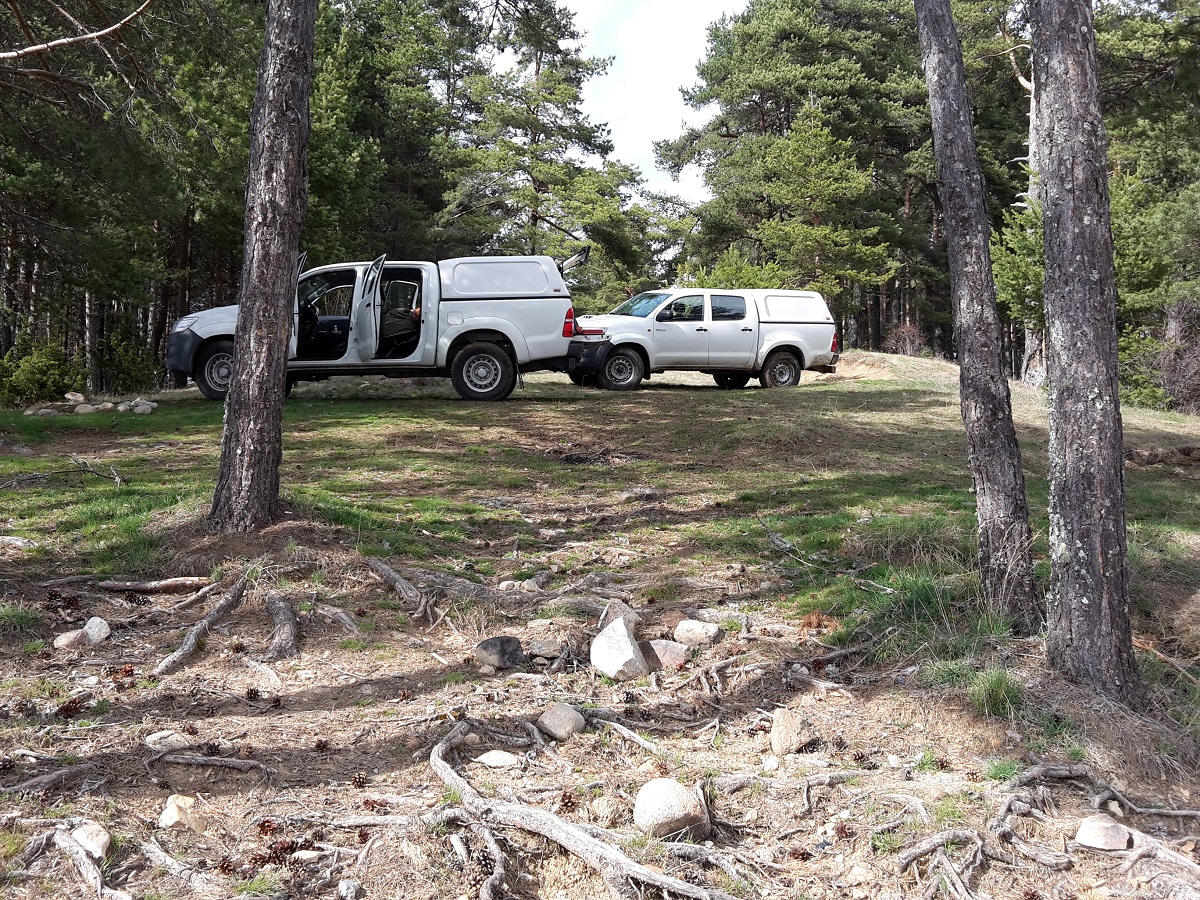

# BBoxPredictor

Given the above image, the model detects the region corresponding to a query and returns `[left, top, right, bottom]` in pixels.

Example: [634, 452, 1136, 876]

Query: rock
[620, 486, 660, 503]
[292, 849, 323, 862]
[144, 729, 195, 752]
[158, 794, 207, 833]
[70, 820, 111, 861]
[474, 635, 526, 669]
[761, 755, 780, 772]
[336, 879, 364, 900]
[639, 639, 691, 672]
[498, 580, 517, 591]
[770, 708, 819, 755]
[0, 536, 36, 549]
[633, 778, 711, 840]
[478, 664, 497, 676]
[887, 754, 902, 769]
[54, 629, 89, 651]
[74, 404, 98, 414]
[65, 391, 86, 403]
[37, 408, 59, 417]
[673, 619, 724, 647]
[537, 703, 586, 741]
[527, 636, 563, 658]
[843, 863, 871, 886]
[97, 402, 114, 411]
[689, 607, 739, 624]
[591, 796, 625, 828]
[117, 402, 132, 412]
[132, 405, 154, 414]
[24, 405, 43, 415]
[83, 617, 111, 644]
[597, 598, 642, 631]
[590, 617, 649, 681]
[1075, 814, 1131, 851]
[133, 398, 158, 408]
[474, 750, 523, 769]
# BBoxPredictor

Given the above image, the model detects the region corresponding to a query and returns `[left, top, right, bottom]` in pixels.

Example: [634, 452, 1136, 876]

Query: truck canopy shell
[750, 290, 833, 324]
[438, 256, 569, 300]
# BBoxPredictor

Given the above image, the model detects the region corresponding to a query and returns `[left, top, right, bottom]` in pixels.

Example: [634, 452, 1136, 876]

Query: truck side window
[669, 295, 704, 322]
[711, 294, 746, 321]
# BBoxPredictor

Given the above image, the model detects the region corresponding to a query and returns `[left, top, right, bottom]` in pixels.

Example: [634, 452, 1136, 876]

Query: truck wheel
[760, 350, 802, 388]
[195, 340, 235, 401]
[713, 373, 751, 390]
[451, 342, 516, 401]
[599, 347, 643, 391]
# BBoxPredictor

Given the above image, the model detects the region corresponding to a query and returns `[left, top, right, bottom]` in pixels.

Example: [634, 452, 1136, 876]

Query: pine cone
[352, 772, 369, 789]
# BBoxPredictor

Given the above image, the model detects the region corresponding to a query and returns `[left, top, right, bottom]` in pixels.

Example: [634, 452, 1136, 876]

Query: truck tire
[451, 342, 516, 401]
[195, 340, 235, 401]
[713, 373, 751, 390]
[759, 350, 802, 388]
[599, 347, 643, 391]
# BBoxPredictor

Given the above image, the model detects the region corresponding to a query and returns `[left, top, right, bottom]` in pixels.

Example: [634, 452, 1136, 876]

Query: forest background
[1, 0, 1198, 410]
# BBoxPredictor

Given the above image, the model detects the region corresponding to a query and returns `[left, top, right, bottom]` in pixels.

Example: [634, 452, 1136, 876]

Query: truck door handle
[741, 327, 753, 332]
[696, 327, 708, 332]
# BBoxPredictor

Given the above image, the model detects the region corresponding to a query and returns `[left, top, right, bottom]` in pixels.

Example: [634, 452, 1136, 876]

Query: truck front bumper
[166, 329, 202, 376]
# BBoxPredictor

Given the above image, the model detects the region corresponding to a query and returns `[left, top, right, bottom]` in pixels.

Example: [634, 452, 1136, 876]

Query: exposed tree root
[428, 720, 739, 900]
[152, 565, 256, 677]
[263, 590, 300, 660]
[2, 763, 93, 795]
[97, 576, 210, 593]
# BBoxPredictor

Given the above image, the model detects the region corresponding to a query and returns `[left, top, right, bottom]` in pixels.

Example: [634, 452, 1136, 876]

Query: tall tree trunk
[209, 0, 316, 533]
[1031, 0, 1144, 703]
[914, 0, 1041, 634]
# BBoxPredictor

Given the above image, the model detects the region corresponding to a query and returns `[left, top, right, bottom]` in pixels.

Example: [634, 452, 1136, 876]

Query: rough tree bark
[914, 0, 1041, 633]
[209, 0, 316, 532]
[1031, 0, 1144, 703]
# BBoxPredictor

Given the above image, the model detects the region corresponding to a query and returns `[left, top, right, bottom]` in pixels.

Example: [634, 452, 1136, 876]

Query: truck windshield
[610, 292, 670, 318]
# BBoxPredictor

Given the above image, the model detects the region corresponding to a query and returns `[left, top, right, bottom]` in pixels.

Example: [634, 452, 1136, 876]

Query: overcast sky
[560, 1, 749, 203]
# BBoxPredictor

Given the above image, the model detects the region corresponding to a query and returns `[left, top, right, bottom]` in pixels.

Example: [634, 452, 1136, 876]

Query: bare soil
[1, 357, 1198, 900]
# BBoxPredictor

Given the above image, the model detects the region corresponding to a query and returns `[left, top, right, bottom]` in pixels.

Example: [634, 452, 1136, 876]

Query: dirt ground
[2, 358, 1199, 900]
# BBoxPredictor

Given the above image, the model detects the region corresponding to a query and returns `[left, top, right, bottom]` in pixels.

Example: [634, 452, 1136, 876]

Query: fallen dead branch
[897, 828, 982, 874]
[53, 829, 104, 896]
[139, 839, 224, 898]
[156, 753, 275, 779]
[97, 576, 210, 593]
[314, 603, 362, 635]
[429, 720, 738, 900]
[0, 461, 124, 491]
[3, 763, 94, 795]
[152, 564, 257, 677]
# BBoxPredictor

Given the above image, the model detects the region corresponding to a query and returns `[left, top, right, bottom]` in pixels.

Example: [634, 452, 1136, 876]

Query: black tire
[451, 342, 516, 401]
[598, 346, 643, 391]
[284, 375, 296, 398]
[568, 372, 599, 387]
[759, 350, 803, 388]
[194, 340, 235, 401]
[713, 373, 751, 390]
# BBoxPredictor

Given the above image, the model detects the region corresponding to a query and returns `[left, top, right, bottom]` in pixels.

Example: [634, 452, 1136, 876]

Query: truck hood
[577, 313, 646, 333]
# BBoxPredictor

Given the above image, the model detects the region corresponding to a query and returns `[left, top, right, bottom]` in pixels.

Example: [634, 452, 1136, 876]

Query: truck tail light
[562, 308, 576, 338]
[831, 330, 840, 353]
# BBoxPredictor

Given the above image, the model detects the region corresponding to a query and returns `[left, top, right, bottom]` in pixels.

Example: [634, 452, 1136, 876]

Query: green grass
[983, 758, 1022, 782]
[0, 605, 43, 634]
[968, 668, 1024, 718]
[234, 873, 282, 896]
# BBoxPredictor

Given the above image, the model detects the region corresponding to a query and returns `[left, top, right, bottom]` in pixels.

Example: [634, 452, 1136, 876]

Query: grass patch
[983, 758, 1021, 782]
[338, 638, 368, 652]
[968, 667, 1023, 718]
[234, 872, 282, 896]
[0, 605, 43, 634]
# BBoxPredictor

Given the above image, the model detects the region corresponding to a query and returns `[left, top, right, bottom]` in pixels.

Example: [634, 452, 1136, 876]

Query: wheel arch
[757, 341, 806, 372]
[445, 329, 518, 367]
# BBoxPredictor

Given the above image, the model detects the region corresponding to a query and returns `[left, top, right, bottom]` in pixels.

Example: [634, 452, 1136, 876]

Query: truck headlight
[173, 316, 198, 332]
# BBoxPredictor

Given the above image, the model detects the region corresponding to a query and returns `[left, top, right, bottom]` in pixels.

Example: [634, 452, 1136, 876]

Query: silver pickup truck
[568, 288, 839, 390]
[167, 251, 589, 401]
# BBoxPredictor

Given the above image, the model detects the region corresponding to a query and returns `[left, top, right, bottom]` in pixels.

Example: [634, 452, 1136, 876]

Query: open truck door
[353, 255, 386, 363]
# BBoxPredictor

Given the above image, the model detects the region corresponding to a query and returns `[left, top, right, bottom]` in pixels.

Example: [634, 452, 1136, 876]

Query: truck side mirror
[656, 308, 673, 322]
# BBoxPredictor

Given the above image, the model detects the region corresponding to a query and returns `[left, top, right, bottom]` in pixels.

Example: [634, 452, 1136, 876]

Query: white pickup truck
[167, 252, 588, 401]
[568, 288, 839, 390]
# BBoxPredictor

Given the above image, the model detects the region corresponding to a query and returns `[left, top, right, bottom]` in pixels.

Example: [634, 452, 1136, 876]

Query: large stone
[74, 404, 98, 414]
[65, 391, 86, 404]
[132, 405, 154, 415]
[770, 708, 819, 755]
[70, 820, 111, 861]
[527, 636, 564, 659]
[158, 794, 207, 833]
[83, 617, 111, 644]
[591, 796, 625, 828]
[639, 639, 691, 672]
[590, 617, 649, 681]
[597, 599, 642, 631]
[144, 729, 195, 752]
[1075, 814, 1131, 851]
[537, 703, 586, 741]
[474, 635, 526, 669]
[673, 619, 724, 647]
[54, 629, 89, 651]
[37, 408, 59, 417]
[633, 778, 711, 840]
